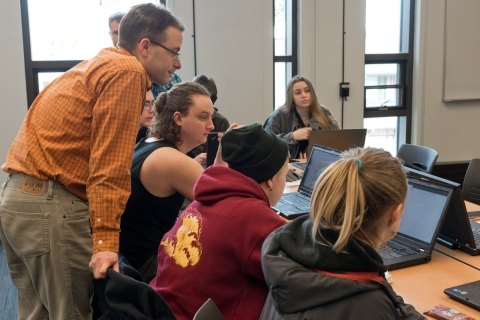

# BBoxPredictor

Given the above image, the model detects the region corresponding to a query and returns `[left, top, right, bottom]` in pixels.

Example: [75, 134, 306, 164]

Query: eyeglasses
[144, 101, 154, 110]
[149, 39, 181, 60]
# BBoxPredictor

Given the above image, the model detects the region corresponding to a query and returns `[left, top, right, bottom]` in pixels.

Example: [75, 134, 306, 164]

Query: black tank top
[120, 140, 185, 269]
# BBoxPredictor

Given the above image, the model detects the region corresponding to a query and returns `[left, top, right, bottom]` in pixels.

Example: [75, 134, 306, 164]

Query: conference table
[283, 164, 480, 317]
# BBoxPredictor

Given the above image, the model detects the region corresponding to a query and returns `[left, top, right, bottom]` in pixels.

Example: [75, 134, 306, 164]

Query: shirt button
[97, 218, 101, 222]
[98, 240, 103, 245]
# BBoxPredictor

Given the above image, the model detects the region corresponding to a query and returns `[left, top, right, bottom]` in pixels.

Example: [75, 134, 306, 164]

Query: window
[273, 0, 297, 109]
[363, 0, 414, 155]
[21, 0, 165, 105]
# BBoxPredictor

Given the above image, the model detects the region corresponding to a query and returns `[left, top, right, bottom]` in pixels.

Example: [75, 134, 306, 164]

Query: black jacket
[93, 254, 176, 320]
[260, 216, 425, 320]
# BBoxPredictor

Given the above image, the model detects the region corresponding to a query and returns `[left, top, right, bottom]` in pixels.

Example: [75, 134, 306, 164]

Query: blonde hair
[279, 75, 339, 130]
[309, 147, 407, 253]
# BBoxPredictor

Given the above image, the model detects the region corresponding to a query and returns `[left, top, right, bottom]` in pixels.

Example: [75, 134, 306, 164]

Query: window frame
[20, 0, 166, 108]
[364, 0, 415, 144]
[273, 0, 298, 109]
[20, 0, 80, 107]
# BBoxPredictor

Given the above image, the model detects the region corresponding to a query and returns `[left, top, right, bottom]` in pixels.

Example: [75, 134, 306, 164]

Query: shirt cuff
[285, 132, 297, 144]
[92, 231, 119, 253]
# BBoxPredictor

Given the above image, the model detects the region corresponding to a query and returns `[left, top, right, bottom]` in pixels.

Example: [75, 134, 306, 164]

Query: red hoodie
[150, 165, 286, 320]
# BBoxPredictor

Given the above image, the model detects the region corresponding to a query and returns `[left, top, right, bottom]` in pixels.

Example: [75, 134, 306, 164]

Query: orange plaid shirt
[2, 47, 152, 253]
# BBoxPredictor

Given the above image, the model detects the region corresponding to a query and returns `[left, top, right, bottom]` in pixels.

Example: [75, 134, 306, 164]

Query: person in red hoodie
[150, 123, 289, 319]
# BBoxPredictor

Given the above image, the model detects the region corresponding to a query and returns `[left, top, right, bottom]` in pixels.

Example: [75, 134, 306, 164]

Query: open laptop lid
[405, 167, 480, 254]
[297, 145, 341, 196]
[394, 175, 453, 254]
[438, 185, 480, 253]
[306, 129, 367, 157]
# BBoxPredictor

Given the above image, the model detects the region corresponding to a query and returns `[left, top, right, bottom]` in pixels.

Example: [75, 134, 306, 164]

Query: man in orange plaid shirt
[0, 4, 183, 319]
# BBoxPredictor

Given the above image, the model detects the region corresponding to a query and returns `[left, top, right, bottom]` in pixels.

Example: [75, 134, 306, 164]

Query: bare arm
[140, 147, 204, 201]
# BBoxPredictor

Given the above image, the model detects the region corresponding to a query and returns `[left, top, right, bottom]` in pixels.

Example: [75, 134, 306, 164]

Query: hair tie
[354, 158, 362, 170]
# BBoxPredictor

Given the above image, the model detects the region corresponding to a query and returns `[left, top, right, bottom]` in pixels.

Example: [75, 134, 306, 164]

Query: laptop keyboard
[378, 241, 417, 260]
[472, 229, 480, 246]
[291, 162, 307, 170]
[278, 193, 310, 211]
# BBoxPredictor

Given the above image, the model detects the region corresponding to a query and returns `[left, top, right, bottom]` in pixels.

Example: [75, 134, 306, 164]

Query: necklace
[302, 117, 309, 121]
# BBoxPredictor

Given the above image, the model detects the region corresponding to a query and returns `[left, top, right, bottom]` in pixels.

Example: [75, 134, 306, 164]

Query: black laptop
[272, 145, 341, 219]
[439, 186, 480, 256]
[445, 280, 480, 311]
[404, 168, 480, 256]
[378, 175, 453, 270]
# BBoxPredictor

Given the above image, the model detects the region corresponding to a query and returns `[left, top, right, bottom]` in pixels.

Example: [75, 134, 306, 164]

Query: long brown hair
[279, 75, 339, 129]
[148, 82, 210, 145]
[310, 147, 408, 252]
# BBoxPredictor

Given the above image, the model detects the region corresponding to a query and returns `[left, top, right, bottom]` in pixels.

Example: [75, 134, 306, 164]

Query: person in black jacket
[261, 147, 425, 319]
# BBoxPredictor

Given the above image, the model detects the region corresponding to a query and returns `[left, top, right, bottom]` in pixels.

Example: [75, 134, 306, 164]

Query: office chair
[193, 298, 224, 320]
[462, 158, 480, 205]
[397, 143, 438, 174]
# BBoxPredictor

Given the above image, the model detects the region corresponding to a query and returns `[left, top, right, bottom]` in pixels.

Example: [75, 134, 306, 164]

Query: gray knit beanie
[221, 123, 289, 183]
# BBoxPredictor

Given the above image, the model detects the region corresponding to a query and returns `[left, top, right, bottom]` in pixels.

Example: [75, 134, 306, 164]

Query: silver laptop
[272, 145, 341, 219]
[378, 175, 453, 270]
[306, 129, 367, 157]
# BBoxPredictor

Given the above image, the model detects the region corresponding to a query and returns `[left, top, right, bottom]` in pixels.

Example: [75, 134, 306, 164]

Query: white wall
[0, 1, 28, 182]
[413, 0, 480, 162]
[299, 0, 366, 130]
[170, 0, 274, 126]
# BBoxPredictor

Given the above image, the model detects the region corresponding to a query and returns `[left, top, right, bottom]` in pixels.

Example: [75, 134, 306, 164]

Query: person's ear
[387, 204, 403, 227]
[173, 111, 183, 126]
[266, 178, 274, 192]
[137, 38, 152, 58]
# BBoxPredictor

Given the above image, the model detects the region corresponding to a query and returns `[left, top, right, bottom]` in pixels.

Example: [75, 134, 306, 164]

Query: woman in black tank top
[120, 82, 235, 283]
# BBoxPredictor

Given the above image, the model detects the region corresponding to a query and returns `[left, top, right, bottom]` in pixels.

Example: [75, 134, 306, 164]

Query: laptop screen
[398, 179, 451, 245]
[299, 146, 340, 194]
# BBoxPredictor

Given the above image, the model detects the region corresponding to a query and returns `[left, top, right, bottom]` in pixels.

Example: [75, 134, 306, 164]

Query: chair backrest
[462, 158, 480, 205]
[397, 143, 438, 174]
[193, 298, 224, 320]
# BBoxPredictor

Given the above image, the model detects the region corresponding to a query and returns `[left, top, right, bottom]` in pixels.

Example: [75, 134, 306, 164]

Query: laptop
[306, 128, 367, 158]
[291, 128, 366, 170]
[405, 168, 480, 256]
[445, 280, 480, 311]
[272, 145, 341, 219]
[378, 175, 453, 270]
[205, 132, 222, 168]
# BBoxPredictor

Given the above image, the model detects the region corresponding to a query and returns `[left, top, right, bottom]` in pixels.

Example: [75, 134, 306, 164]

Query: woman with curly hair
[119, 82, 231, 282]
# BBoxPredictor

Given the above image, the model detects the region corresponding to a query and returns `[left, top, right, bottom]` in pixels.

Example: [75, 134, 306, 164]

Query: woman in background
[264, 75, 339, 159]
[260, 147, 424, 319]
